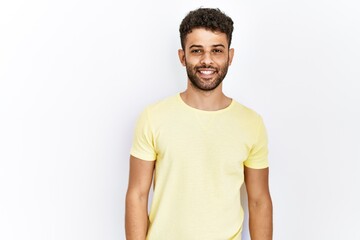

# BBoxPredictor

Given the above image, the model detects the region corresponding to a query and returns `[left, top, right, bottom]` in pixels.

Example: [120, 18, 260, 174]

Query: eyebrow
[212, 44, 226, 48]
[189, 45, 203, 49]
[189, 44, 226, 49]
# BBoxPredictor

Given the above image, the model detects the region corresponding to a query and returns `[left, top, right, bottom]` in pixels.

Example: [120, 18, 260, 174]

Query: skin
[245, 167, 273, 240]
[178, 28, 234, 111]
[125, 28, 273, 240]
[125, 156, 155, 240]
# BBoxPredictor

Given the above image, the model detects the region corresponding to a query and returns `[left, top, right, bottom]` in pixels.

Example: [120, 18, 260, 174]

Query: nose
[200, 51, 213, 65]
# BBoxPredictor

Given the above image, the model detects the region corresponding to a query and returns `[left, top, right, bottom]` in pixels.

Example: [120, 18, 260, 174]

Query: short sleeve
[243, 116, 269, 169]
[130, 108, 157, 161]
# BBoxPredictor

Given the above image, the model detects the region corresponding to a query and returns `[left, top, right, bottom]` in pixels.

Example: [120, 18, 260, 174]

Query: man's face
[178, 28, 234, 91]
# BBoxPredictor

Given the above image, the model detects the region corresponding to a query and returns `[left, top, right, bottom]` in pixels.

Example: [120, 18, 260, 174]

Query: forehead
[184, 28, 228, 48]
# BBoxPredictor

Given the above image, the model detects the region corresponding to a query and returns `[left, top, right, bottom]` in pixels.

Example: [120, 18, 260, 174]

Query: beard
[185, 60, 230, 92]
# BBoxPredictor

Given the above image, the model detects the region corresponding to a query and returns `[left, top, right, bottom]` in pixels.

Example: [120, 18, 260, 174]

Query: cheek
[184, 57, 197, 67]
[216, 57, 230, 67]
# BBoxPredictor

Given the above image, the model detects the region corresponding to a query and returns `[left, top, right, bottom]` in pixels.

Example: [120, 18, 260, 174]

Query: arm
[125, 155, 155, 240]
[244, 166, 273, 240]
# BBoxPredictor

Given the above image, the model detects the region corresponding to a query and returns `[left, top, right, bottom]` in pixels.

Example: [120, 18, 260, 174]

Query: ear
[178, 49, 186, 66]
[228, 48, 235, 65]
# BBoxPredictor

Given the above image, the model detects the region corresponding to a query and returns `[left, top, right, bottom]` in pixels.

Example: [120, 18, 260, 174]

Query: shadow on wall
[240, 184, 250, 239]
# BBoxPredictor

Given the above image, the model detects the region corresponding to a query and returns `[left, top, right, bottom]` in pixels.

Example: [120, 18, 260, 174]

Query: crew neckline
[176, 93, 234, 114]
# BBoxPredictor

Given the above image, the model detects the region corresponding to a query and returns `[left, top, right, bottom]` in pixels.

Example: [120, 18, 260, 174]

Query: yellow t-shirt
[130, 94, 269, 240]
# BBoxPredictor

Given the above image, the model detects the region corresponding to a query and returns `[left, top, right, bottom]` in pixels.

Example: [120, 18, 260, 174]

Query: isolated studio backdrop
[0, 0, 359, 239]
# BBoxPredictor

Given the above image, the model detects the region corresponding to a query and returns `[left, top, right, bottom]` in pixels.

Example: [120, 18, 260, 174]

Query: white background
[1, 0, 360, 239]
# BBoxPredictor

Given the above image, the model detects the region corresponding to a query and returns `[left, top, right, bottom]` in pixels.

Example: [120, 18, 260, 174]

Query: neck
[180, 82, 232, 111]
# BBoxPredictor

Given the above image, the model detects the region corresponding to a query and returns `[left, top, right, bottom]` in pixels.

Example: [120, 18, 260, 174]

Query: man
[125, 8, 273, 240]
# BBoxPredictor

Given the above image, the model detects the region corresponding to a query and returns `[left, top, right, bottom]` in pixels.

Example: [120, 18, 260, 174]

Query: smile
[199, 70, 215, 75]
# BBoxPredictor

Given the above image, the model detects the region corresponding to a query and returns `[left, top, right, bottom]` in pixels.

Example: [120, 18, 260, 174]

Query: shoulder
[139, 94, 180, 123]
[230, 100, 268, 146]
[231, 100, 263, 123]
[146, 94, 178, 112]
[141, 94, 179, 117]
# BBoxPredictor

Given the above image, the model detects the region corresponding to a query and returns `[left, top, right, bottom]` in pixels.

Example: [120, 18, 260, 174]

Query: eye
[212, 49, 223, 53]
[191, 49, 202, 54]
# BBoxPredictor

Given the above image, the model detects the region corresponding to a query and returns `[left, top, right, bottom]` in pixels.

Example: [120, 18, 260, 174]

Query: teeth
[200, 70, 214, 75]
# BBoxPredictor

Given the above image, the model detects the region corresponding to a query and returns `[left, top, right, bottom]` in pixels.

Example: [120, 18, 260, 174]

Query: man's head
[179, 8, 234, 50]
[178, 8, 235, 92]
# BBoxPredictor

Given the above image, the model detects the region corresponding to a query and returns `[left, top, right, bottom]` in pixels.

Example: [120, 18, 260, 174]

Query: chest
[153, 113, 255, 172]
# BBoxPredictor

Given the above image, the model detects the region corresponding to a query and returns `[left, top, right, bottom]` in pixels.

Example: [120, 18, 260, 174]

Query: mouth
[197, 68, 217, 79]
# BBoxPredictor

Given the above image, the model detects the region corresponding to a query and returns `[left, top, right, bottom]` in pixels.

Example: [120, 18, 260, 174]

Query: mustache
[195, 65, 218, 70]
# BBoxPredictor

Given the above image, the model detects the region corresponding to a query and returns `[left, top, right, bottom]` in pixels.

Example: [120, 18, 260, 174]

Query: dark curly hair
[179, 8, 234, 49]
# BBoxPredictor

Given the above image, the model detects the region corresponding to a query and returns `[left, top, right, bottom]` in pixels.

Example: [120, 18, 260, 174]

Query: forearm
[125, 191, 149, 240]
[248, 198, 273, 240]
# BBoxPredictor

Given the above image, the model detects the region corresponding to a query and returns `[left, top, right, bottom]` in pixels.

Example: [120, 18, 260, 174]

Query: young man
[125, 8, 273, 240]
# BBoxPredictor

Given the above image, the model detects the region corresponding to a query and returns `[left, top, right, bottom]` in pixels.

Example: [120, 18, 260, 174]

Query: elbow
[126, 188, 149, 205]
[248, 195, 273, 212]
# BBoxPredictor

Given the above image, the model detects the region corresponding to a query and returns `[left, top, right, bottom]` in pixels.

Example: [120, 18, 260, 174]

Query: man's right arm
[125, 155, 155, 240]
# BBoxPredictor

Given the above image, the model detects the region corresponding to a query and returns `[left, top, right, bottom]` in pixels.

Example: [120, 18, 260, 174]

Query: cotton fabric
[130, 94, 269, 240]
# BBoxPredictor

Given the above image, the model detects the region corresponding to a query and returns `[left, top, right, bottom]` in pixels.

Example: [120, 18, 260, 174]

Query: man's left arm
[244, 166, 273, 240]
